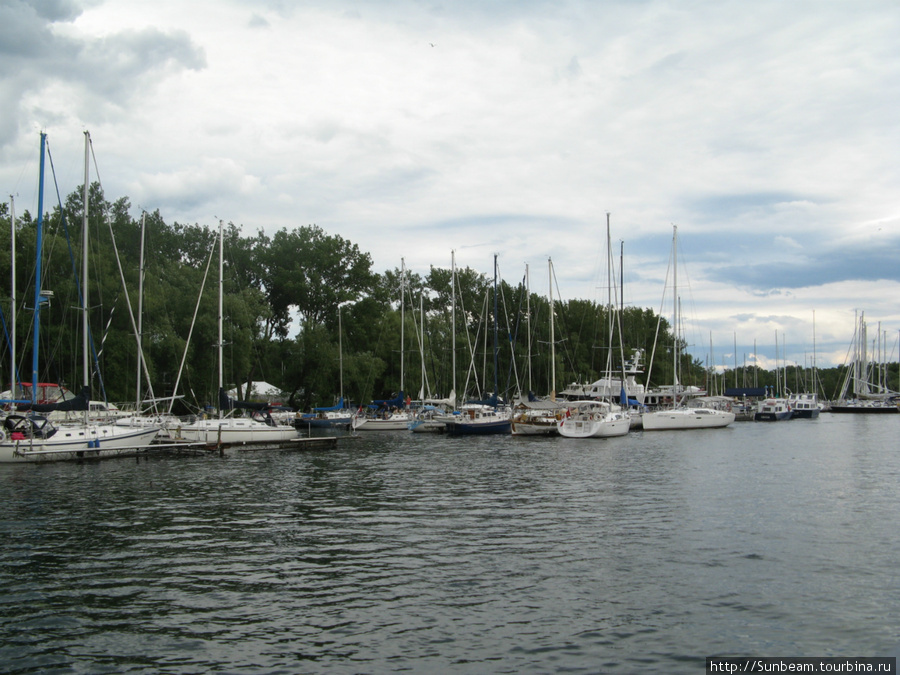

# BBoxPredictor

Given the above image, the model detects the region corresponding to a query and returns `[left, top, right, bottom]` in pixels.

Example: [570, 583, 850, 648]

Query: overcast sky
[2, 0, 899, 373]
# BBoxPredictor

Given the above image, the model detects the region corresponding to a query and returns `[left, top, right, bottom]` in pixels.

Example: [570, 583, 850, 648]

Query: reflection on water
[2, 415, 899, 673]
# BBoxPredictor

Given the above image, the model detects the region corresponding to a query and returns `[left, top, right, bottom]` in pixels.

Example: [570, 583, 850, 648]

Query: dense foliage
[0, 188, 887, 412]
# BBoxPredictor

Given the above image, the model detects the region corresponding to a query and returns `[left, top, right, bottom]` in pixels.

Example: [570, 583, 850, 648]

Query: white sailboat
[829, 311, 899, 414]
[642, 226, 735, 431]
[177, 220, 298, 445]
[0, 132, 160, 462]
[557, 400, 631, 438]
[352, 258, 414, 431]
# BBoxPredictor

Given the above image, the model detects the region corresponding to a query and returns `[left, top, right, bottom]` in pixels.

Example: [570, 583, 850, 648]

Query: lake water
[1, 414, 899, 673]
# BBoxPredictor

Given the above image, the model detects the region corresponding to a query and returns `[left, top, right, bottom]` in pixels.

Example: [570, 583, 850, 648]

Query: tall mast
[338, 304, 344, 403]
[548, 258, 555, 401]
[32, 133, 46, 405]
[525, 262, 531, 395]
[400, 258, 405, 400]
[419, 292, 425, 400]
[451, 250, 456, 406]
[82, 132, 91, 411]
[218, 219, 224, 418]
[9, 194, 15, 401]
[136, 211, 146, 410]
[672, 225, 678, 404]
[493, 254, 499, 400]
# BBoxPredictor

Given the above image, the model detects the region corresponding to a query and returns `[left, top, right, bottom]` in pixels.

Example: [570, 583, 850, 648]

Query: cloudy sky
[2, 0, 899, 372]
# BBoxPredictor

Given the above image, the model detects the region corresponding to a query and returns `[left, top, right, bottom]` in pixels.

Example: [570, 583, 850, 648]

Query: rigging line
[167, 235, 217, 415]
[90, 138, 163, 406]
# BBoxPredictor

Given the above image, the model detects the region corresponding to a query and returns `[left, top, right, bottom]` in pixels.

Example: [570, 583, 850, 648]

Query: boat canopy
[219, 387, 270, 411]
[19, 385, 91, 413]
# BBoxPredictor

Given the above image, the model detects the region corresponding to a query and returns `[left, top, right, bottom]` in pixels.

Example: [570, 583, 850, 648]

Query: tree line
[0, 186, 870, 412]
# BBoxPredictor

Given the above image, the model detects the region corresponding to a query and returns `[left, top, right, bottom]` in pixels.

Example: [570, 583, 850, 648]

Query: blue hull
[445, 421, 511, 435]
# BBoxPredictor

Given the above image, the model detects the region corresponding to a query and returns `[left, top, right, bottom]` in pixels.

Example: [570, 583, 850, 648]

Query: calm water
[2, 414, 899, 674]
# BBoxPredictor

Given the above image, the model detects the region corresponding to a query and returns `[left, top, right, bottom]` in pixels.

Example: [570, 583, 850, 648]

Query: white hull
[116, 414, 181, 438]
[510, 421, 558, 436]
[177, 418, 297, 444]
[0, 424, 161, 463]
[558, 414, 630, 438]
[352, 414, 412, 431]
[642, 408, 735, 430]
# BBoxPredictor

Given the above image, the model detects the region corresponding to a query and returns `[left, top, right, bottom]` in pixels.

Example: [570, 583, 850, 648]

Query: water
[2, 414, 899, 673]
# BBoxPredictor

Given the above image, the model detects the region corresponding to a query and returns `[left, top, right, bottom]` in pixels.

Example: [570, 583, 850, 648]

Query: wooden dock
[149, 435, 338, 455]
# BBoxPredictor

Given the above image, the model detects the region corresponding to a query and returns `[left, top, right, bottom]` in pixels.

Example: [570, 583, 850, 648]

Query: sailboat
[511, 260, 564, 436]
[0, 132, 160, 462]
[443, 255, 512, 435]
[558, 217, 631, 438]
[829, 311, 899, 413]
[642, 226, 735, 431]
[177, 221, 298, 445]
[352, 259, 415, 431]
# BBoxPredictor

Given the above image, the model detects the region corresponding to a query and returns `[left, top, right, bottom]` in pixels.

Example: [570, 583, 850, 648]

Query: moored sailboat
[177, 220, 297, 446]
[642, 226, 735, 431]
[0, 132, 160, 462]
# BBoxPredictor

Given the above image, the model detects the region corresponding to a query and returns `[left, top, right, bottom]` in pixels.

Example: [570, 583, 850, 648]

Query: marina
[1, 413, 898, 673]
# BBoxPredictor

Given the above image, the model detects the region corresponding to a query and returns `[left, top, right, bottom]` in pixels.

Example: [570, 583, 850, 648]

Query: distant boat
[828, 399, 898, 414]
[754, 398, 793, 421]
[442, 402, 511, 435]
[786, 392, 821, 419]
[828, 310, 899, 414]
[296, 397, 352, 429]
[510, 400, 562, 436]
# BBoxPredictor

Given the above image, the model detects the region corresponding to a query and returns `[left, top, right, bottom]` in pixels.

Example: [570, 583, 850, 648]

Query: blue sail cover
[315, 397, 346, 412]
[370, 391, 405, 409]
[20, 385, 90, 413]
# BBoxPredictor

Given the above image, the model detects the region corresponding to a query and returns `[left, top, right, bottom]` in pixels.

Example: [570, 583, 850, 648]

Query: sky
[1, 0, 899, 375]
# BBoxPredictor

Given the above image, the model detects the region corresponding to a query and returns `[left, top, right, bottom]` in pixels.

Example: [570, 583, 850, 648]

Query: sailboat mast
[525, 262, 531, 395]
[493, 254, 499, 398]
[672, 225, 678, 405]
[82, 132, 91, 405]
[548, 258, 555, 401]
[30, 136, 48, 406]
[419, 292, 425, 400]
[9, 194, 15, 400]
[451, 250, 456, 404]
[400, 258, 405, 400]
[218, 219, 224, 418]
[136, 212, 146, 410]
[338, 304, 343, 403]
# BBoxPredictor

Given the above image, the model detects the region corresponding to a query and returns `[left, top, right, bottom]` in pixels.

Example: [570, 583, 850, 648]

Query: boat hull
[754, 411, 793, 421]
[0, 425, 161, 463]
[352, 415, 412, 431]
[444, 420, 511, 435]
[558, 415, 630, 438]
[642, 408, 735, 430]
[828, 404, 898, 414]
[177, 418, 297, 444]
